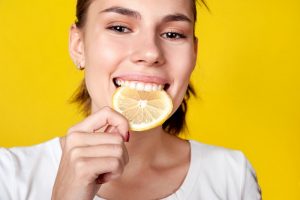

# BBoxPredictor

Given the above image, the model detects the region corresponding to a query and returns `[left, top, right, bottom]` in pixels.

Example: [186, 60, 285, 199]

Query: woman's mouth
[113, 78, 170, 92]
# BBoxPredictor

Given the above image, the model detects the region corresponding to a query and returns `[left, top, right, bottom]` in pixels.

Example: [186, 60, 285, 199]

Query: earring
[75, 61, 84, 70]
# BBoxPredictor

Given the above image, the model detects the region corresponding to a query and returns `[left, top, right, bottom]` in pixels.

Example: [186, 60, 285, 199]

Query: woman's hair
[70, 0, 208, 135]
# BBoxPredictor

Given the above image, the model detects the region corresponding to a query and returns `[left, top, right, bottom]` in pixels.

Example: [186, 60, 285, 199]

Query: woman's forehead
[90, 0, 194, 20]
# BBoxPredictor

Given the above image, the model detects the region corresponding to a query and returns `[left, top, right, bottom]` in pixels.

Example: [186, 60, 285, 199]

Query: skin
[52, 0, 198, 199]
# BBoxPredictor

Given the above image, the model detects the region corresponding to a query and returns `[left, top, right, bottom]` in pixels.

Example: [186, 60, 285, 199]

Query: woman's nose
[130, 34, 165, 66]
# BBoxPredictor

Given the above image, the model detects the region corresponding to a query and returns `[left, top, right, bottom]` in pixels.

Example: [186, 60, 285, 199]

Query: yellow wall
[0, 0, 299, 199]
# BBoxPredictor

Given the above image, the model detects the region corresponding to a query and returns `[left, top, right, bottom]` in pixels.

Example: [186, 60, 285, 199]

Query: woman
[0, 0, 262, 199]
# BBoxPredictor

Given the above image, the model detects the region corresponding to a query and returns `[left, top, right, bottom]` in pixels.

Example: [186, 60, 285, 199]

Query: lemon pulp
[112, 87, 173, 131]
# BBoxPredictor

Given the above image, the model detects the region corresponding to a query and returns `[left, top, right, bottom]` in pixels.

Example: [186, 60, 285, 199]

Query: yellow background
[0, 0, 299, 199]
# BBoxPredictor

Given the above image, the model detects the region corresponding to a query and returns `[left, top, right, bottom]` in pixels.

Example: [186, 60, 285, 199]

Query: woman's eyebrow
[162, 13, 192, 24]
[99, 6, 192, 24]
[99, 6, 141, 19]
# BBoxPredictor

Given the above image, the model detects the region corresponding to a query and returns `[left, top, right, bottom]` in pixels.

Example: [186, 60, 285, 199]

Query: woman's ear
[69, 24, 85, 69]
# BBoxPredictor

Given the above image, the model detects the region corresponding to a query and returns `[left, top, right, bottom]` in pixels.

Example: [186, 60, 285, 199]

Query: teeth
[124, 81, 130, 87]
[129, 82, 136, 89]
[116, 79, 122, 86]
[115, 79, 165, 91]
[136, 82, 144, 91]
[152, 84, 158, 91]
[145, 84, 152, 92]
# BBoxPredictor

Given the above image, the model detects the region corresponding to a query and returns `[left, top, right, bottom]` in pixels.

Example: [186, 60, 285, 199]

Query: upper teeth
[116, 79, 164, 91]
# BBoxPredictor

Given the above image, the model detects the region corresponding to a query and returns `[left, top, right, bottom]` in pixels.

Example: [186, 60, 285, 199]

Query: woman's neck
[125, 127, 167, 169]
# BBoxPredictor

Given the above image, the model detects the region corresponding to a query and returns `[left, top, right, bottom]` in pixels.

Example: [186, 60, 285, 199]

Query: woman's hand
[51, 107, 130, 200]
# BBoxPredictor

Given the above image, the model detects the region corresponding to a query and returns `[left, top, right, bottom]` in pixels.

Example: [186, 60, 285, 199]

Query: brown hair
[70, 0, 208, 135]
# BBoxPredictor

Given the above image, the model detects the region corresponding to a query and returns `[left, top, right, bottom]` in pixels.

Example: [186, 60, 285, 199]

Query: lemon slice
[112, 87, 173, 131]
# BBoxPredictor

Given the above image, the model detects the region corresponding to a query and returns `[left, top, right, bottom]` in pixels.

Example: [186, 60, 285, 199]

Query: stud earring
[75, 61, 84, 70]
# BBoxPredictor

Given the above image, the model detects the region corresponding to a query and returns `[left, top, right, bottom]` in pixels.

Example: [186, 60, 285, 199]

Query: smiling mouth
[113, 78, 170, 92]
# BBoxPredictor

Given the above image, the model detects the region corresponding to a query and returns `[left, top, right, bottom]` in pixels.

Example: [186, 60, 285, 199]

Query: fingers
[64, 132, 124, 150]
[68, 106, 129, 141]
[73, 157, 127, 184]
[52, 107, 131, 199]
[59, 132, 129, 186]
[69, 143, 129, 166]
[104, 125, 117, 133]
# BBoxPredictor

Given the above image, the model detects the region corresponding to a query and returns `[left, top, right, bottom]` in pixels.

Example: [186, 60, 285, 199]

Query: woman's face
[70, 0, 197, 114]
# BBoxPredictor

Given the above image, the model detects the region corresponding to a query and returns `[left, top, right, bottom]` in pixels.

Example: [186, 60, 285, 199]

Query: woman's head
[70, 0, 207, 135]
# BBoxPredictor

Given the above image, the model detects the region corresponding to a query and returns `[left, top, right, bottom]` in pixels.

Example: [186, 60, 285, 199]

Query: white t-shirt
[0, 137, 261, 200]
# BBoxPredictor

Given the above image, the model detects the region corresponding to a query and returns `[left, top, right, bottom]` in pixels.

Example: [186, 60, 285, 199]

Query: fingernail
[126, 132, 130, 142]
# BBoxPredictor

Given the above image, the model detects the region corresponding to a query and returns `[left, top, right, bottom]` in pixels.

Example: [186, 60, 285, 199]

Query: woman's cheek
[83, 37, 129, 109]
[168, 49, 195, 111]
[87, 36, 126, 69]
[172, 83, 189, 112]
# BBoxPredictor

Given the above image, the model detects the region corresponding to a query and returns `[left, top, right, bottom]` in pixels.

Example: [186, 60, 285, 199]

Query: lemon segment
[112, 87, 173, 131]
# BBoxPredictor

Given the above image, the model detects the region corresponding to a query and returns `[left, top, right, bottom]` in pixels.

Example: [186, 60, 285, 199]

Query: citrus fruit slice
[112, 87, 173, 131]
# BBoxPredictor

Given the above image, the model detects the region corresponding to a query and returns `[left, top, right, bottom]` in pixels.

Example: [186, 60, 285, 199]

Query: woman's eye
[107, 25, 131, 33]
[161, 32, 186, 40]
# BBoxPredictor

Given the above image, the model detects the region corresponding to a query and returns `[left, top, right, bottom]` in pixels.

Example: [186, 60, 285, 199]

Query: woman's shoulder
[185, 140, 261, 199]
[0, 137, 61, 175]
[0, 137, 61, 165]
[0, 137, 61, 199]
[189, 139, 247, 165]
[188, 139, 254, 177]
